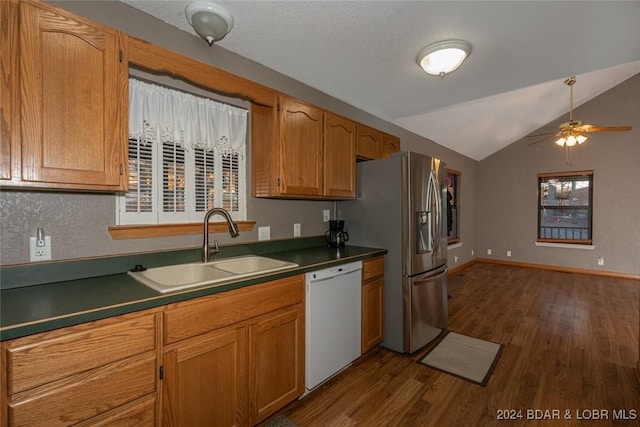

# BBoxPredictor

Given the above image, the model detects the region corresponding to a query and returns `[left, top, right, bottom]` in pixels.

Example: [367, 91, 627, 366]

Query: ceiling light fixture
[417, 39, 472, 77]
[185, 1, 234, 46]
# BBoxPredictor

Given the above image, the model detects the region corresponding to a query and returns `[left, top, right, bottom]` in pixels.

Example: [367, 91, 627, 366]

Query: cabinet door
[18, 1, 127, 190]
[248, 305, 304, 425]
[278, 96, 324, 196]
[1, 0, 16, 181]
[324, 112, 356, 198]
[162, 326, 247, 427]
[356, 124, 382, 160]
[381, 133, 401, 158]
[362, 276, 385, 353]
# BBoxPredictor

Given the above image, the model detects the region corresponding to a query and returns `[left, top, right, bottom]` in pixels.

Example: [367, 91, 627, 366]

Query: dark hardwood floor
[267, 262, 640, 426]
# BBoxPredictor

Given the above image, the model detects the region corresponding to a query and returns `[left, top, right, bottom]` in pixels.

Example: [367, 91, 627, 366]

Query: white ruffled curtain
[128, 78, 248, 156]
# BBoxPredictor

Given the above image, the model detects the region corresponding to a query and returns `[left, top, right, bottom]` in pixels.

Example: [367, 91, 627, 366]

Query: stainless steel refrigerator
[339, 151, 448, 353]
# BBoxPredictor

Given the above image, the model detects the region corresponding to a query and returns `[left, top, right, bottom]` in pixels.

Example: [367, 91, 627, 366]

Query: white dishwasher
[305, 260, 362, 392]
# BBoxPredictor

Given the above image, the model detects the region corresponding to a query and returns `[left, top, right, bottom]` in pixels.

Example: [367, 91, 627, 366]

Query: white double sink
[128, 255, 299, 293]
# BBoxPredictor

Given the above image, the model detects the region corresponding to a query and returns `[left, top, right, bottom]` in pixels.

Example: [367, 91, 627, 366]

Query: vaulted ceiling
[121, 1, 640, 160]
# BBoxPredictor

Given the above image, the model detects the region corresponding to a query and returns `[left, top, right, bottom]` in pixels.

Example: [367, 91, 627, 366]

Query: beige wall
[0, 1, 476, 266]
[477, 73, 640, 275]
[3, 2, 635, 274]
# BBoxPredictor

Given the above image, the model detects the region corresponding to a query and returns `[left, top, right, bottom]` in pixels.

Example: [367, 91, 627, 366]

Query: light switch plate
[258, 226, 271, 241]
[293, 223, 301, 237]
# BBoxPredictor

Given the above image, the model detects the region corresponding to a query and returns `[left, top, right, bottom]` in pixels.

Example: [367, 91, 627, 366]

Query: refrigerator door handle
[411, 264, 448, 282]
[427, 170, 440, 254]
[433, 173, 442, 256]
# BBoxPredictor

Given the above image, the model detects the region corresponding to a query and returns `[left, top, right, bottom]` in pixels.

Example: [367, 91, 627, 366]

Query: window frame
[537, 170, 593, 245]
[446, 169, 461, 245]
[117, 139, 247, 226]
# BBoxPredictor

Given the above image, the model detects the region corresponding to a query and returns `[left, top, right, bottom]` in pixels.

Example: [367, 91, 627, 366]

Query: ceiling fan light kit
[417, 39, 471, 77]
[185, 1, 234, 46]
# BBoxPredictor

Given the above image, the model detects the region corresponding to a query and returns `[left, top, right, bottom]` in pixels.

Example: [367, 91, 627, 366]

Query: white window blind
[118, 78, 247, 225]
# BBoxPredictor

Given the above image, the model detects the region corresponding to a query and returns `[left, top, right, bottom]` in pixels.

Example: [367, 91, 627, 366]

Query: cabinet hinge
[119, 50, 123, 63]
[159, 366, 164, 380]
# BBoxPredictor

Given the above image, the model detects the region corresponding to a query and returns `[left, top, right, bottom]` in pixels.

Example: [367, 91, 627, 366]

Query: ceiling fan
[529, 76, 632, 164]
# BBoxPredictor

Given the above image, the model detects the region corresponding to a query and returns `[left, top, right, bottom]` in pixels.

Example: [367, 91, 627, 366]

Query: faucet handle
[210, 240, 220, 256]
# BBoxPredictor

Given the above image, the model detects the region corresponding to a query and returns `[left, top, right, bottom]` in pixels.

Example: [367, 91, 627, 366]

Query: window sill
[448, 241, 463, 249]
[535, 241, 594, 250]
[108, 221, 256, 240]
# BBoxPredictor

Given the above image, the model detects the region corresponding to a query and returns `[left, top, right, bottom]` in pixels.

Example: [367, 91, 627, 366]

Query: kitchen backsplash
[0, 190, 333, 266]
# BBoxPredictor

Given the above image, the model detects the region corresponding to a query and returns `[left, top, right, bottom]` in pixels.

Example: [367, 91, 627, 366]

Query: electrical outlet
[454, 256, 459, 263]
[293, 223, 301, 237]
[487, 249, 492, 255]
[506, 250, 512, 257]
[323, 210, 330, 222]
[471, 249, 474, 256]
[30, 236, 52, 262]
[597, 257, 604, 266]
[258, 226, 270, 241]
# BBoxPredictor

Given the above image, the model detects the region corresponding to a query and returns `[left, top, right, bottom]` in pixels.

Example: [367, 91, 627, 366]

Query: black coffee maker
[325, 220, 349, 248]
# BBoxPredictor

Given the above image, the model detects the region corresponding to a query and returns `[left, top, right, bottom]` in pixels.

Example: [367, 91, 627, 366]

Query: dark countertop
[0, 243, 386, 341]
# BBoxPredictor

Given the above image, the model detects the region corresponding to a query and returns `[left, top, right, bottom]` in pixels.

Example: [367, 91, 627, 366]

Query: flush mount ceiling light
[185, 1, 234, 46]
[417, 39, 472, 77]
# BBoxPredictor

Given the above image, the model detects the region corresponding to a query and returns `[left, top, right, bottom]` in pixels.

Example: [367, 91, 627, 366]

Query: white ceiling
[120, 0, 640, 160]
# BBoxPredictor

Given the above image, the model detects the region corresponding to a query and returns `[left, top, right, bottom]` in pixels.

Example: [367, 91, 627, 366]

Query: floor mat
[420, 331, 503, 386]
[265, 415, 298, 427]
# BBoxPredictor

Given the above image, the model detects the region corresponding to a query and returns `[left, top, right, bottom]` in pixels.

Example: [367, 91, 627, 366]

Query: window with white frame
[118, 78, 248, 225]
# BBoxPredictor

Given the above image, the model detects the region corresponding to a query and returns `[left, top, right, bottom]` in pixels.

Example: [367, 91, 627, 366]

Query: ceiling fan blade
[575, 124, 633, 133]
[528, 134, 554, 146]
[526, 131, 556, 139]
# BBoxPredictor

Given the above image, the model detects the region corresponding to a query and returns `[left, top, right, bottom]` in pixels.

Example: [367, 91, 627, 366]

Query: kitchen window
[537, 171, 593, 244]
[447, 169, 461, 244]
[117, 78, 248, 226]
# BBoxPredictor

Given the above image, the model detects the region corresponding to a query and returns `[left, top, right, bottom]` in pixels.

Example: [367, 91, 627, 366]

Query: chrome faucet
[203, 207, 240, 263]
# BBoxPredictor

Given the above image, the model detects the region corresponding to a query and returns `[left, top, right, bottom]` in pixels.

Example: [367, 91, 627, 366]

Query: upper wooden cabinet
[381, 133, 401, 158]
[252, 95, 355, 200]
[278, 96, 325, 197]
[356, 124, 382, 160]
[1, 0, 128, 191]
[356, 125, 401, 161]
[323, 112, 356, 198]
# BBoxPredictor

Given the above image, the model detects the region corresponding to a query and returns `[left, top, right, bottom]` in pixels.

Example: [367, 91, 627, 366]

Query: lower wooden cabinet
[1, 309, 160, 427]
[248, 305, 304, 425]
[161, 274, 305, 426]
[362, 256, 385, 353]
[1, 274, 306, 427]
[162, 326, 248, 427]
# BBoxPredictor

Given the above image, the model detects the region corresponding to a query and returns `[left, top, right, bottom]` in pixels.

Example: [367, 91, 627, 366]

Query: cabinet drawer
[164, 275, 304, 344]
[8, 353, 156, 427]
[4, 310, 158, 394]
[74, 395, 156, 427]
[363, 257, 385, 282]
